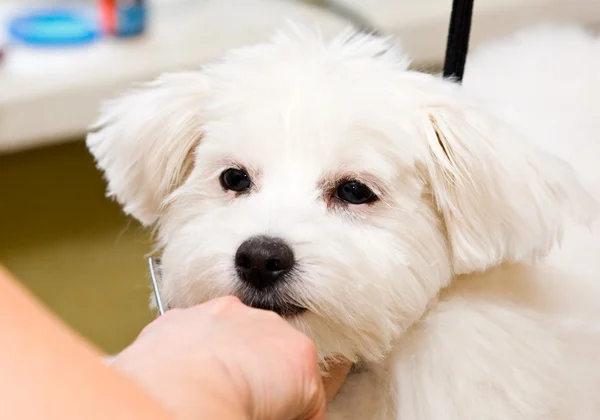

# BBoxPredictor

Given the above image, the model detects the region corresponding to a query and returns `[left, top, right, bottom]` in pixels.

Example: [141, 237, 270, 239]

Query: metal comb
[148, 257, 165, 315]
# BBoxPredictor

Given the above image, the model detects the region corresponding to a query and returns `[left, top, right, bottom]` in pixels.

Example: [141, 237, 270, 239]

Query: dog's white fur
[88, 24, 600, 419]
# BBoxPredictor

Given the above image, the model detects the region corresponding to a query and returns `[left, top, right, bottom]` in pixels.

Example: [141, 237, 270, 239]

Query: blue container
[116, 2, 147, 37]
[8, 8, 99, 47]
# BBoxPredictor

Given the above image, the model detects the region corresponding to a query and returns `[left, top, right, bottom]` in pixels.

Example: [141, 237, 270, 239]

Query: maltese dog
[88, 24, 600, 419]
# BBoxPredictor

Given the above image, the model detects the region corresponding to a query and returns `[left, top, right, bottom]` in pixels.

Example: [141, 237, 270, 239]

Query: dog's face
[88, 29, 596, 362]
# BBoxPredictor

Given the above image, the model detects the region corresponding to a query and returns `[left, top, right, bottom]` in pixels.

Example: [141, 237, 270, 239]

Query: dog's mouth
[238, 292, 306, 317]
[241, 297, 306, 317]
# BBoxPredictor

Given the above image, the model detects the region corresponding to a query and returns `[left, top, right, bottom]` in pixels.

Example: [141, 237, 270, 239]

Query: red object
[99, 0, 116, 34]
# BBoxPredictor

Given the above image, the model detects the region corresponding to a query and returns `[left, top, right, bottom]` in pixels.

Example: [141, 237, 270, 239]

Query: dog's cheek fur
[287, 198, 453, 362]
[155, 175, 245, 309]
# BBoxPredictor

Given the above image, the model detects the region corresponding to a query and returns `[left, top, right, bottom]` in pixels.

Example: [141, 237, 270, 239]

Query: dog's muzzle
[235, 235, 305, 317]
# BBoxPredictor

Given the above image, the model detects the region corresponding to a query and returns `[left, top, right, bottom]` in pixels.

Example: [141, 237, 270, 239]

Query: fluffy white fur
[88, 24, 600, 419]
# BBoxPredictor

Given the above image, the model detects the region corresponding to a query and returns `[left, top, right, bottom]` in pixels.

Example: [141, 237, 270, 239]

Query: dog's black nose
[235, 236, 295, 290]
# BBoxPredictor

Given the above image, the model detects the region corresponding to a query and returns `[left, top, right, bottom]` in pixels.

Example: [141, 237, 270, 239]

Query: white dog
[88, 24, 600, 419]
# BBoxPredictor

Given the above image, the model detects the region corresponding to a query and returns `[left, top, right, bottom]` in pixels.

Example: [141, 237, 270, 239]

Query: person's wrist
[112, 351, 249, 420]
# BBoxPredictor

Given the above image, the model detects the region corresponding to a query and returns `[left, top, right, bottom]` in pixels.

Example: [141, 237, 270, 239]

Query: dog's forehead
[199, 34, 421, 177]
[201, 93, 418, 182]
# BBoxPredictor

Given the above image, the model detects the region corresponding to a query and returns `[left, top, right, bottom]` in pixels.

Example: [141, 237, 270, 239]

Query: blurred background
[1, 0, 599, 355]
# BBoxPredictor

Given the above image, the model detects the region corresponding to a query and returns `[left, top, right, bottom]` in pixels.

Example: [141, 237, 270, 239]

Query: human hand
[112, 296, 326, 420]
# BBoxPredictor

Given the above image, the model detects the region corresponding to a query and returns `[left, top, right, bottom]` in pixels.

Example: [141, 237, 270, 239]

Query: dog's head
[87, 29, 596, 362]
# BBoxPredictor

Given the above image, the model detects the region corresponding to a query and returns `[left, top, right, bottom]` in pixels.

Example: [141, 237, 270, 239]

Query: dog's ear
[87, 72, 210, 226]
[417, 81, 597, 275]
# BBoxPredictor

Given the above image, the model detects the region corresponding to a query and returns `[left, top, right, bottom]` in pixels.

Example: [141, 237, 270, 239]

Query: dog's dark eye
[220, 168, 251, 192]
[335, 180, 376, 205]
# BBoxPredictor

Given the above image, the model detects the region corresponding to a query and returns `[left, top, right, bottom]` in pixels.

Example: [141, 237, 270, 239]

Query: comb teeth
[148, 257, 165, 315]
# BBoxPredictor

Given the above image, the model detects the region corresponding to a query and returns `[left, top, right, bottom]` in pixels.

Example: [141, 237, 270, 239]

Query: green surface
[0, 140, 154, 354]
